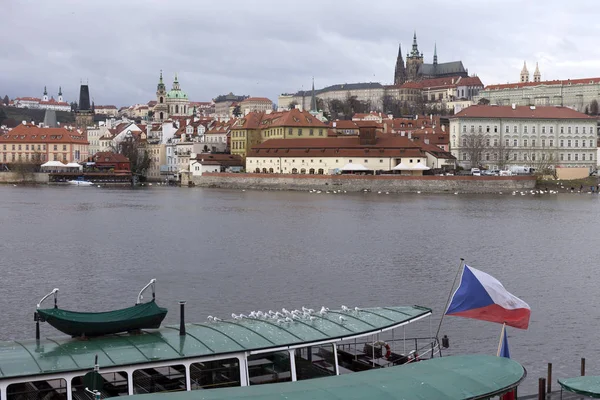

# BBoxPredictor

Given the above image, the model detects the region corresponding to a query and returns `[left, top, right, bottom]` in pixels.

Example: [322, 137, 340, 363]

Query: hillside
[0, 106, 75, 126]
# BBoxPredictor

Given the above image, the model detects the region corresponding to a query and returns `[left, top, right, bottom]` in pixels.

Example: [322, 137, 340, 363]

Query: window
[470, 125, 474, 133]
[532, 126, 536, 134]
[575, 127, 579, 134]
[591, 140, 595, 147]
[505, 126, 509, 133]
[513, 153, 517, 160]
[541, 139, 546, 147]
[478, 126, 482, 133]
[485, 153, 490, 161]
[568, 140, 571, 147]
[462, 153, 467, 161]
[486, 138, 490, 146]
[542, 153, 546, 161]
[494, 126, 498, 133]
[9, 378, 67, 400]
[514, 125, 518, 133]
[568, 127, 572, 134]
[462, 138, 466, 147]
[463, 126, 467, 133]
[505, 139, 509, 147]
[288, 128, 293, 136]
[380, 159, 383, 163]
[18, 145, 21, 150]
[63, 145, 67, 151]
[486, 126, 490, 133]
[513, 139, 518, 147]
[12, 144, 15, 150]
[582, 154, 586, 161]
[567, 154, 571, 161]
[575, 154, 579, 161]
[309, 129, 314, 136]
[542, 126, 546, 134]
[560, 153, 564, 161]
[318, 129, 323, 136]
[575, 140, 579, 147]
[133, 365, 186, 394]
[550, 139, 554, 147]
[550, 127, 554, 134]
[54, 145, 57, 150]
[25, 145, 29, 150]
[494, 139, 498, 146]
[298, 129, 303, 136]
[583, 127, 586, 134]
[524, 126, 528, 133]
[532, 139, 536, 147]
[523, 139, 528, 147]
[532, 154, 536, 161]
[561, 127, 564, 134]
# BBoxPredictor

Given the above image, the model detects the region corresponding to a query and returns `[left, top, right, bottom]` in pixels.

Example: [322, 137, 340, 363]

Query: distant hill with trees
[0, 106, 75, 127]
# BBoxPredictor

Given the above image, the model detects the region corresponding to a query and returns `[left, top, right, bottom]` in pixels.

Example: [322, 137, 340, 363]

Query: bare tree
[288, 100, 298, 110]
[590, 99, 599, 116]
[461, 133, 486, 168]
[490, 138, 515, 170]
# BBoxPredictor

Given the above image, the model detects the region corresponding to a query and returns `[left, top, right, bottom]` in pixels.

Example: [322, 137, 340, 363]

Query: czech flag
[445, 265, 531, 329]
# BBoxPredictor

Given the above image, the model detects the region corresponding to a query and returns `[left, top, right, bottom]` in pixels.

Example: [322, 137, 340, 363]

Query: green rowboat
[35, 279, 168, 337]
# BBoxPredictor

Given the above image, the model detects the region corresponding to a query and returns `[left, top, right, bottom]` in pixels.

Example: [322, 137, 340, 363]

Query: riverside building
[449, 105, 597, 171]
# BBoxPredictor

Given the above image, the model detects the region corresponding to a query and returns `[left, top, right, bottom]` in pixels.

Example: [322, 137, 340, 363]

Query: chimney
[530, 105, 536, 110]
[22, 120, 26, 125]
[441, 125, 446, 132]
[358, 125, 377, 145]
[333, 122, 337, 128]
[424, 138, 430, 144]
[511, 103, 516, 110]
[179, 301, 186, 336]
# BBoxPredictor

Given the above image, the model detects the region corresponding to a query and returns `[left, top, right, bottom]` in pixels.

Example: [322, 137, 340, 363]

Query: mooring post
[581, 357, 586, 376]
[179, 301, 186, 336]
[538, 377, 546, 400]
[547, 362, 552, 393]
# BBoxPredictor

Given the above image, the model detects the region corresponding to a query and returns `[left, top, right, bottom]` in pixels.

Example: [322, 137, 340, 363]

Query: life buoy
[384, 343, 391, 359]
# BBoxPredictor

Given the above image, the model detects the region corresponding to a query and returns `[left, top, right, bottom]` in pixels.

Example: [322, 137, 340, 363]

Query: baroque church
[153, 71, 190, 122]
[394, 32, 469, 84]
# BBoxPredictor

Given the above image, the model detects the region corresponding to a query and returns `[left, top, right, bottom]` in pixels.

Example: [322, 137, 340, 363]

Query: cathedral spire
[534, 62, 541, 82]
[394, 43, 407, 85]
[159, 69, 163, 84]
[520, 61, 530, 83]
[411, 31, 420, 57]
[58, 86, 62, 96]
[433, 43, 438, 65]
[310, 77, 317, 112]
[43, 86, 47, 95]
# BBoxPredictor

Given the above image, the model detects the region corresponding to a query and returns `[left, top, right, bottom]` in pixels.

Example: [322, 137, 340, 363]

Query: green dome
[166, 89, 187, 99]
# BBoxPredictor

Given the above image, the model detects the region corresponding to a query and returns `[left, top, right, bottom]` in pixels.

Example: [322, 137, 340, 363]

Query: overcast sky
[1, 0, 597, 107]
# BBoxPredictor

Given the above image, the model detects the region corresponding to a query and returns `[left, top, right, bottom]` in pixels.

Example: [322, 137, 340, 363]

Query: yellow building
[230, 109, 328, 159]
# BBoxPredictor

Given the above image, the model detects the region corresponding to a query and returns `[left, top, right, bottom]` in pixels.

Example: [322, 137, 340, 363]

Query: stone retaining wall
[0, 172, 49, 184]
[192, 173, 536, 193]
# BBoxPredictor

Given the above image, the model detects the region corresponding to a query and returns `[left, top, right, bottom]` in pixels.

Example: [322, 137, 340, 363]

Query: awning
[559, 376, 600, 398]
[65, 163, 83, 169]
[41, 161, 67, 168]
[341, 163, 370, 171]
[393, 162, 411, 171]
[411, 162, 431, 170]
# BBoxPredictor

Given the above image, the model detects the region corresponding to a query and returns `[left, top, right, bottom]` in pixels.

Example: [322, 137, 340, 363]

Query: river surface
[0, 185, 599, 394]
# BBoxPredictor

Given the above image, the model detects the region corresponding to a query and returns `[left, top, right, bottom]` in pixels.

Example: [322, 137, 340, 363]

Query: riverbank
[191, 173, 536, 194]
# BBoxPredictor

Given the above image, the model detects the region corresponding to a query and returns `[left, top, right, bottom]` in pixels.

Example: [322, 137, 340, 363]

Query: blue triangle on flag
[446, 265, 495, 315]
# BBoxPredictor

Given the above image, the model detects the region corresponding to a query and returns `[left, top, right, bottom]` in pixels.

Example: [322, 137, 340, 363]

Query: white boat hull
[67, 180, 93, 186]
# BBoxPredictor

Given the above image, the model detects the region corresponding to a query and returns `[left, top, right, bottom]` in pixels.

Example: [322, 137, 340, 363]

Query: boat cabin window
[247, 351, 292, 385]
[8, 378, 67, 400]
[295, 343, 336, 380]
[133, 365, 186, 394]
[72, 372, 128, 399]
[190, 358, 240, 390]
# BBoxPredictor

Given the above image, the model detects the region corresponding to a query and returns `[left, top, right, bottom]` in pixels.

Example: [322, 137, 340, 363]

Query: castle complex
[394, 32, 469, 84]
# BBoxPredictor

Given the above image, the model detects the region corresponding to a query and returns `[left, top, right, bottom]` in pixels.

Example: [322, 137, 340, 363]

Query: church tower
[43, 86, 48, 102]
[394, 44, 407, 85]
[58, 86, 63, 103]
[75, 84, 94, 128]
[406, 31, 424, 81]
[520, 61, 530, 83]
[433, 43, 438, 65]
[533, 62, 541, 83]
[153, 70, 169, 122]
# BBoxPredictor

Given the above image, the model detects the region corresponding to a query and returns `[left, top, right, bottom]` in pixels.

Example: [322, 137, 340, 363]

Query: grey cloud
[1, 0, 599, 106]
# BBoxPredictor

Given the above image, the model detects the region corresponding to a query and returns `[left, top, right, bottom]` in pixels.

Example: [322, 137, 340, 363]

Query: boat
[35, 279, 168, 337]
[67, 179, 94, 186]
[2, 290, 440, 400]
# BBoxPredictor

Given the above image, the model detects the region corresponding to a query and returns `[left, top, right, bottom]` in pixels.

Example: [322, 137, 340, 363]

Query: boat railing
[37, 288, 59, 309]
[136, 279, 156, 304]
[337, 336, 441, 367]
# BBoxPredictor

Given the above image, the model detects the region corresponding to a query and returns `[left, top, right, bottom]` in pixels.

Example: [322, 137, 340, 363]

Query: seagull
[276, 319, 285, 324]
[416, 191, 421, 194]
[249, 311, 257, 318]
[354, 307, 360, 312]
[285, 317, 293, 323]
[341, 305, 350, 312]
[275, 311, 284, 318]
[239, 314, 248, 319]
[339, 316, 347, 323]
[232, 313, 241, 320]
[213, 317, 222, 322]
[309, 316, 316, 321]
[319, 306, 329, 315]
[292, 314, 301, 319]
[256, 311, 264, 318]
[207, 316, 214, 322]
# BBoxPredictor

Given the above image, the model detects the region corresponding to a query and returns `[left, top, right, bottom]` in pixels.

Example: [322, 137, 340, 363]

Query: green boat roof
[559, 376, 600, 398]
[126, 354, 526, 400]
[0, 305, 430, 380]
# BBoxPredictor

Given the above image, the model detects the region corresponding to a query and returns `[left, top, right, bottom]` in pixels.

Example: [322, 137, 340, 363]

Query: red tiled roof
[455, 76, 484, 87]
[485, 77, 600, 90]
[39, 98, 69, 106]
[193, 153, 243, 167]
[15, 97, 41, 102]
[241, 97, 272, 103]
[452, 105, 594, 120]
[330, 120, 359, 129]
[91, 152, 130, 163]
[0, 124, 88, 144]
[96, 105, 118, 109]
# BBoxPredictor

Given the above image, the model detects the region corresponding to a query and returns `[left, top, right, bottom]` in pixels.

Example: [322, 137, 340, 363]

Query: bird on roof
[354, 307, 360, 312]
[285, 317, 293, 323]
[341, 305, 350, 312]
[339, 316, 347, 323]
[213, 317, 222, 322]
[207, 316, 214, 321]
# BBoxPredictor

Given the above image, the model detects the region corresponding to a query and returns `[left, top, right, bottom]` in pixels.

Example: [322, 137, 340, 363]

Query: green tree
[232, 105, 242, 117]
[590, 99, 599, 115]
[288, 101, 298, 110]
[0, 107, 6, 125]
[585, 105, 590, 115]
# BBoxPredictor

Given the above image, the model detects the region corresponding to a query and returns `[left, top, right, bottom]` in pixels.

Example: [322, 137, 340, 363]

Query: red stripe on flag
[447, 303, 531, 329]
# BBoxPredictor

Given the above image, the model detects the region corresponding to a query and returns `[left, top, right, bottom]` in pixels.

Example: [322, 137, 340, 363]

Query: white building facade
[450, 105, 597, 170]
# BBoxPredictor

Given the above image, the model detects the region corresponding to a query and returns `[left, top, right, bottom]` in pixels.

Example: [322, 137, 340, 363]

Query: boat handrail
[136, 279, 156, 304]
[37, 288, 59, 309]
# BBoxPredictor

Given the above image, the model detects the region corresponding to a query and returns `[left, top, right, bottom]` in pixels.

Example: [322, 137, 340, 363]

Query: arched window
[309, 168, 315, 174]
[262, 168, 267, 173]
[159, 112, 163, 120]
[159, 97, 163, 104]
[300, 168, 306, 174]
[292, 168, 298, 174]
[269, 168, 274, 173]
[255, 168, 260, 173]
[318, 169, 324, 174]
[175, 105, 179, 114]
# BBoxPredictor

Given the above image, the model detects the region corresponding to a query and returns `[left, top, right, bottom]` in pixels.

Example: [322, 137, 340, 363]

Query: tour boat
[0, 279, 525, 400]
[67, 179, 94, 186]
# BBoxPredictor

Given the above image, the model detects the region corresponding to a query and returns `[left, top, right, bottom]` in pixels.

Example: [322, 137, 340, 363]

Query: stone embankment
[192, 173, 536, 194]
[0, 172, 48, 184]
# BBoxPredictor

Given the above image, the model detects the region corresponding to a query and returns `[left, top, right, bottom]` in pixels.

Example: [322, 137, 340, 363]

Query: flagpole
[435, 258, 465, 342]
[497, 323, 506, 357]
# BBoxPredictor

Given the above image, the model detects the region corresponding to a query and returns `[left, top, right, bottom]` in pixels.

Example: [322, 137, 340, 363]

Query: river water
[0, 185, 599, 394]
